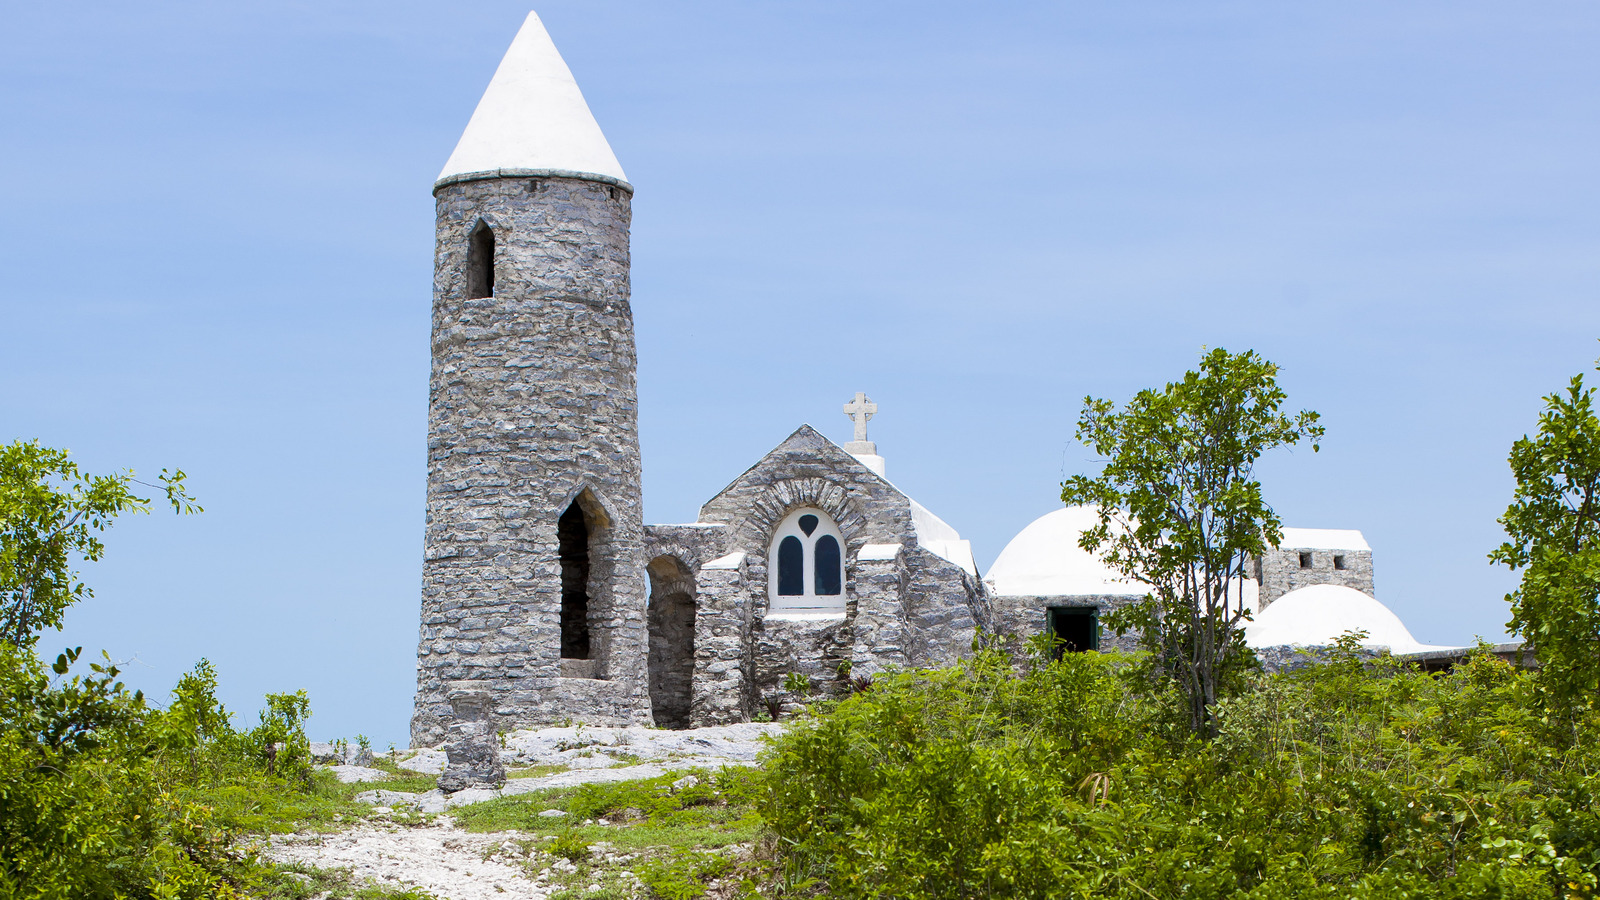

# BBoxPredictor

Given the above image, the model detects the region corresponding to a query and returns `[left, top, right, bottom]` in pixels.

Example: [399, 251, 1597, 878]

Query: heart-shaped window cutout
[798, 514, 819, 536]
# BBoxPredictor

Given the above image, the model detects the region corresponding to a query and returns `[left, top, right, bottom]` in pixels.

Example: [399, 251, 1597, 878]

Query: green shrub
[638, 848, 735, 900]
[548, 830, 593, 861]
[760, 643, 1600, 899]
[565, 767, 761, 827]
[0, 645, 331, 898]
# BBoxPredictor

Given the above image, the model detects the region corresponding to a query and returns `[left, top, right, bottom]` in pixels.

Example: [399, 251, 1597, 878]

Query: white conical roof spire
[436, 11, 629, 188]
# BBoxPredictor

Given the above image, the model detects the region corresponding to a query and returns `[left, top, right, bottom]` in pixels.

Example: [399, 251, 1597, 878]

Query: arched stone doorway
[646, 555, 696, 729]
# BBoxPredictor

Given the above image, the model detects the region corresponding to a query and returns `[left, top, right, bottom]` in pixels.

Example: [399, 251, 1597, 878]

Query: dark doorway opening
[1047, 607, 1098, 659]
[559, 502, 591, 660]
[647, 556, 696, 729]
[466, 221, 495, 299]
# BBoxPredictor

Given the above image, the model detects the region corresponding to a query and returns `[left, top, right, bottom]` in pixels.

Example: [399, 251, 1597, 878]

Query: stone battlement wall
[1255, 547, 1375, 608]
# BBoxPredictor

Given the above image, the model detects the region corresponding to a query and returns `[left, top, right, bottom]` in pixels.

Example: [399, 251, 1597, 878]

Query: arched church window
[767, 507, 846, 614]
[466, 220, 495, 299]
[777, 536, 804, 596]
[814, 535, 842, 595]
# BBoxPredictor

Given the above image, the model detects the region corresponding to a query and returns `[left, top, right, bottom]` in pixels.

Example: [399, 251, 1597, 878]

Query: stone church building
[410, 13, 1427, 746]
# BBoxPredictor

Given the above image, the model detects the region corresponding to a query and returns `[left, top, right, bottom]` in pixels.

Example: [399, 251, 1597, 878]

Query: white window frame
[767, 507, 847, 615]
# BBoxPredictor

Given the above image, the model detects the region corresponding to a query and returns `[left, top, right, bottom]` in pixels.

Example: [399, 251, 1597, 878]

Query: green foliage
[760, 644, 1600, 900]
[255, 863, 442, 900]
[454, 767, 763, 867]
[0, 439, 200, 648]
[0, 439, 353, 897]
[548, 830, 594, 861]
[782, 672, 811, 696]
[254, 689, 314, 780]
[459, 766, 762, 835]
[571, 768, 762, 825]
[1061, 347, 1322, 736]
[1492, 358, 1600, 718]
[0, 644, 338, 898]
[638, 848, 736, 900]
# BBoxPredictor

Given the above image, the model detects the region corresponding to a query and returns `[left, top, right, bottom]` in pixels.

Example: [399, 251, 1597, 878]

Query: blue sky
[3, 1, 1597, 747]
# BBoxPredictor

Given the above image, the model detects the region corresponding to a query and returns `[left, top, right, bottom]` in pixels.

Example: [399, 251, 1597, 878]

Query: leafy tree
[1062, 348, 1322, 737]
[0, 646, 319, 897]
[1491, 357, 1600, 716]
[0, 439, 335, 897]
[0, 439, 200, 648]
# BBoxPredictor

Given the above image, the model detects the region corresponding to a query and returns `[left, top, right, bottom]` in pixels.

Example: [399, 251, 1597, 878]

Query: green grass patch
[507, 762, 572, 779]
[454, 768, 778, 900]
[178, 766, 435, 836]
[358, 772, 439, 794]
[457, 767, 760, 836]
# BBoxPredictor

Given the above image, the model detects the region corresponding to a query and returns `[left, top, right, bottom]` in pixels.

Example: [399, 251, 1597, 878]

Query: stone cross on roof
[843, 392, 877, 443]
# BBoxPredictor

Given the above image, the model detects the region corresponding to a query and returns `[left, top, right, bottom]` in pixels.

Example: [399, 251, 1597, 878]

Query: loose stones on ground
[267, 821, 538, 900]
[338, 722, 782, 813]
[310, 741, 375, 767]
[295, 723, 781, 900]
[329, 765, 390, 784]
[395, 747, 447, 774]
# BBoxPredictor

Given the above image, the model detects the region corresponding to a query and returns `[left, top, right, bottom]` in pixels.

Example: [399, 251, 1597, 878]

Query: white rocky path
[342, 722, 782, 813]
[264, 723, 783, 898]
[269, 821, 546, 900]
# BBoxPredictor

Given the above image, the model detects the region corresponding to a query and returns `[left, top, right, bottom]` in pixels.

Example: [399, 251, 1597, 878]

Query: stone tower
[412, 12, 651, 746]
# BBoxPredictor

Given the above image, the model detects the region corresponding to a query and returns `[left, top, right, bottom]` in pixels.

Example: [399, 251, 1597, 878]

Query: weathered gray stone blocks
[413, 174, 652, 748]
[991, 593, 1144, 657]
[1255, 547, 1375, 607]
[437, 691, 505, 793]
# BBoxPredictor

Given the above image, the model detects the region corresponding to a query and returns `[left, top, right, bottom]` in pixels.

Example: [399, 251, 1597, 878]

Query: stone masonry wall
[697, 427, 918, 558]
[690, 552, 752, 726]
[848, 547, 910, 676]
[413, 175, 651, 747]
[642, 524, 743, 727]
[901, 547, 987, 669]
[991, 593, 1145, 657]
[1254, 547, 1375, 608]
[695, 427, 998, 712]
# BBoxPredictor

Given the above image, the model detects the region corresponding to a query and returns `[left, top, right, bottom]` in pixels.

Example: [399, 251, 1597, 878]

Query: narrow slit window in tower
[777, 536, 804, 596]
[466, 221, 495, 299]
[559, 502, 591, 659]
[814, 535, 842, 595]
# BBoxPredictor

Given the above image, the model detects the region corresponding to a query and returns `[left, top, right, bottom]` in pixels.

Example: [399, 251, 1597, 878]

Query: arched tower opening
[559, 501, 592, 660]
[466, 220, 495, 299]
[646, 555, 696, 729]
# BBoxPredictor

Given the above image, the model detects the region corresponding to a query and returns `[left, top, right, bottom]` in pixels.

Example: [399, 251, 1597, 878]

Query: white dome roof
[986, 506, 1146, 597]
[1245, 584, 1441, 654]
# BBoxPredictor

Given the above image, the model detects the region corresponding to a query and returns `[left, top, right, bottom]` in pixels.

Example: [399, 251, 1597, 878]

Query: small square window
[1334, 554, 1347, 570]
[1298, 551, 1313, 568]
[1046, 607, 1099, 659]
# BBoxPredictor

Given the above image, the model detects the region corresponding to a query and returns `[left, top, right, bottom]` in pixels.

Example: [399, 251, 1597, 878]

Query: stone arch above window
[768, 507, 846, 614]
[555, 485, 615, 680]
